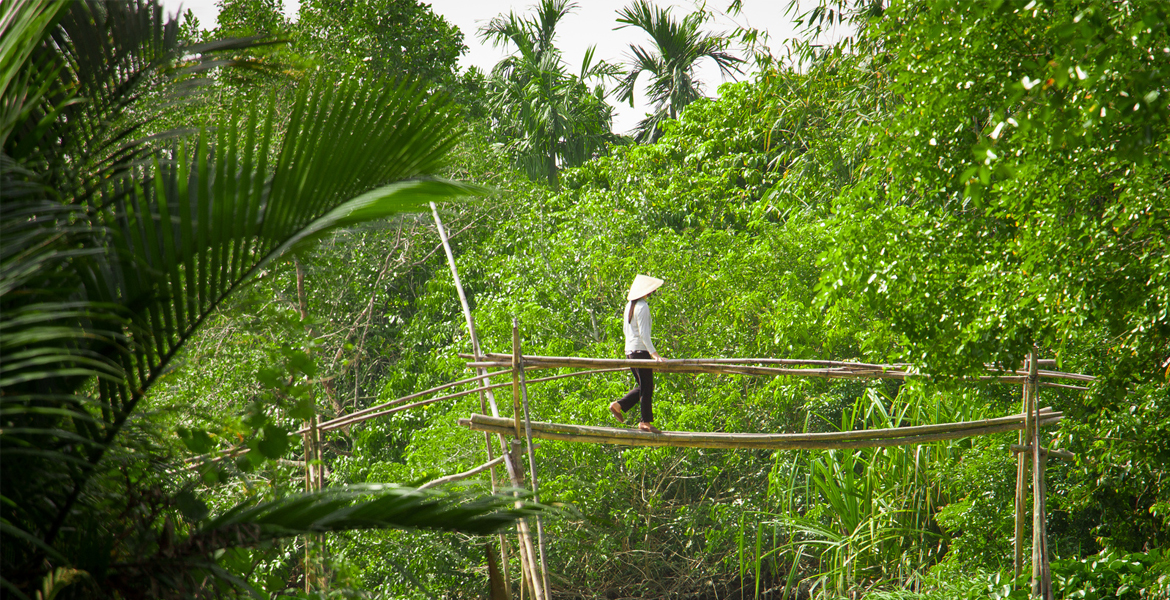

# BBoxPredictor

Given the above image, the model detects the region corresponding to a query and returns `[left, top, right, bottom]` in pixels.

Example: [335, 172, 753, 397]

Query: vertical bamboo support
[511, 321, 546, 600]
[1014, 353, 1033, 582]
[1038, 450, 1053, 598]
[512, 322, 524, 438]
[1028, 350, 1054, 599]
[432, 203, 536, 600]
[515, 320, 552, 597]
[303, 412, 322, 592]
[303, 419, 311, 593]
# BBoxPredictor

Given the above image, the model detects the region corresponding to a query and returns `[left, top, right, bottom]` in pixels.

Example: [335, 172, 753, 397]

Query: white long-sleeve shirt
[623, 299, 657, 355]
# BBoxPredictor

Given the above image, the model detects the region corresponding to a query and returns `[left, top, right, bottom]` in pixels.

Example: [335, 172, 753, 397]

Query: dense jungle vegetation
[2, 0, 1168, 599]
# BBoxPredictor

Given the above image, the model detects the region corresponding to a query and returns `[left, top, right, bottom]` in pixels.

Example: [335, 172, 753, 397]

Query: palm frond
[1, 0, 488, 591]
[615, 0, 743, 141]
[201, 484, 537, 540]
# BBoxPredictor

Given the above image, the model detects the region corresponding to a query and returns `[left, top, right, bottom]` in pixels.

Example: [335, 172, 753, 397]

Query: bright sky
[160, 0, 837, 134]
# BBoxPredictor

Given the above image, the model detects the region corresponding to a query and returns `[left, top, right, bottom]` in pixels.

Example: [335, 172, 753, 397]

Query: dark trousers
[617, 350, 654, 423]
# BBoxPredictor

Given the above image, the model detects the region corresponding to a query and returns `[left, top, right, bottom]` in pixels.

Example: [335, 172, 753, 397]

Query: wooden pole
[460, 410, 1062, 450]
[464, 353, 1096, 385]
[512, 322, 524, 439]
[1039, 450, 1053, 599]
[1014, 355, 1031, 582]
[511, 320, 547, 600]
[1030, 350, 1051, 598]
[514, 320, 552, 597]
[432, 203, 534, 600]
[419, 456, 507, 490]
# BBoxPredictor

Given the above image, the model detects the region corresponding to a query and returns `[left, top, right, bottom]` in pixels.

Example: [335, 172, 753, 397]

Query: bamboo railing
[463, 353, 1094, 389]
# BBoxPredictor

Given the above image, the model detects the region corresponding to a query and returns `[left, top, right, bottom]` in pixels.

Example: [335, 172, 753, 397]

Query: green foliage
[817, 0, 1170, 379]
[0, 0, 522, 597]
[46, 0, 1166, 595]
[1050, 547, 1170, 600]
[294, 0, 467, 86]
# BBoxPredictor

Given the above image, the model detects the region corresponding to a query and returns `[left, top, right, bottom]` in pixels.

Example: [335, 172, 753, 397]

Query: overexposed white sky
[161, 0, 836, 134]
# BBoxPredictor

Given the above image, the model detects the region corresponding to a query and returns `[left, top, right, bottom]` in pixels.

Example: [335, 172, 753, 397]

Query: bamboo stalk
[493, 360, 912, 380]
[471, 408, 1059, 441]
[462, 419, 1062, 450]
[1014, 358, 1031, 582]
[309, 369, 512, 433]
[465, 352, 899, 370]
[466, 354, 1093, 384]
[318, 379, 521, 432]
[459, 412, 1062, 450]
[419, 456, 507, 490]
[1010, 444, 1075, 461]
[1030, 351, 1043, 597]
[512, 323, 523, 440]
[1039, 450, 1053, 599]
[483, 353, 1091, 380]
[515, 324, 552, 598]
[432, 204, 534, 600]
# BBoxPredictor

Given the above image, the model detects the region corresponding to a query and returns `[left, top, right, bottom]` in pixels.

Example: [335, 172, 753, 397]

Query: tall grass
[741, 384, 989, 597]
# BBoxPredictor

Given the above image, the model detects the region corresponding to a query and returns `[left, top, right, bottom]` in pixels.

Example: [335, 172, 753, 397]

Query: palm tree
[614, 0, 744, 142]
[0, 1, 528, 597]
[480, 0, 619, 188]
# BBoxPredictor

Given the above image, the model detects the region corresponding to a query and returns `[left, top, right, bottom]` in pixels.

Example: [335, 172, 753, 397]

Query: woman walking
[609, 274, 665, 433]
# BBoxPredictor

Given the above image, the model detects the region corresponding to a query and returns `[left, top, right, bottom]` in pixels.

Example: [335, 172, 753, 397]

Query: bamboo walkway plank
[458, 411, 1063, 450]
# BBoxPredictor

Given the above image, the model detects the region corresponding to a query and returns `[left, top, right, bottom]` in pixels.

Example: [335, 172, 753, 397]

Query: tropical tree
[295, 0, 467, 86]
[0, 1, 529, 597]
[614, 0, 743, 142]
[480, 0, 620, 188]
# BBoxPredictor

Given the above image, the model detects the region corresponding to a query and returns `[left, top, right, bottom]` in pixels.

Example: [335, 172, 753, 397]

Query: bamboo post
[431, 203, 532, 600]
[1029, 350, 1044, 598]
[1039, 450, 1053, 599]
[511, 320, 547, 600]
[304, 412, 323, 592]
[512, 322, 524, 439]
[515, 320, 552, 597]
[1014, 355, 1031, 581]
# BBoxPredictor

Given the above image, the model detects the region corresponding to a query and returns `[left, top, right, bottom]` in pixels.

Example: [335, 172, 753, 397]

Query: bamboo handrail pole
[477, 357, 913, 379]
[979, 368, 1095, 382]
[472, 352, 898, 370]
[1037, 382, 1090, 391]
[474, 358, 1092, 387]
[467, 409, 1061, 443]
[310, 369, 513, 433]
[432, 204, 538, 600]
[460, 416, 1063, 450]
[318, 378, 523, 433]
[1011, 445, 1075, 461]
[465, 360, 1089, 389]
[471, 353, 1094, 382]
[184, 379, 518, 469]
[418, 455, 507, 490]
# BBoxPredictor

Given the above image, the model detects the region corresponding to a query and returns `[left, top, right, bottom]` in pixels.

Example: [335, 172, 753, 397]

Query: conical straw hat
[626, 274, 665, 301]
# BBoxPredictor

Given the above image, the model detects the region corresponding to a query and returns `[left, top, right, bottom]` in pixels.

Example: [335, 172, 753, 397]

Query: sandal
[609, 402, 625, 423]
